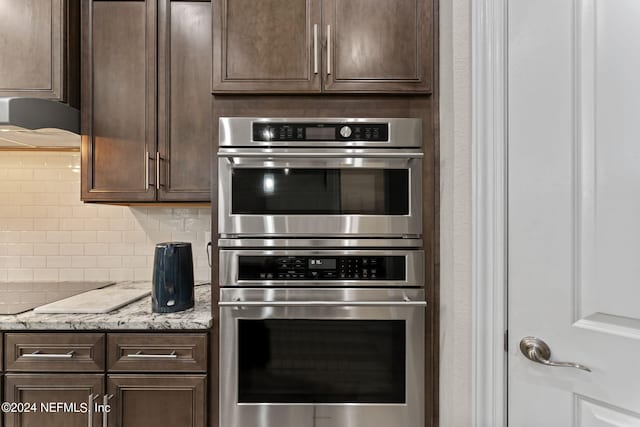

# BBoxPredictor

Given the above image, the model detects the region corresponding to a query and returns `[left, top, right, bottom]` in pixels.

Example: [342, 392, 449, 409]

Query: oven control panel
[252, 122, 389, 142]
[238, 255, 405, 281]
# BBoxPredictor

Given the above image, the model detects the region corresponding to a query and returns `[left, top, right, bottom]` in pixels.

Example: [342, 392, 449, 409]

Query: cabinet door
[81, 0, 157, 202]
[322, 0, 433, 93]
[212, 0, 321, 93]
[107, 374, 206, 427]
[4, 374, 104, 427]
[0, 0, 65, 100]
[158, 0, 211, 201]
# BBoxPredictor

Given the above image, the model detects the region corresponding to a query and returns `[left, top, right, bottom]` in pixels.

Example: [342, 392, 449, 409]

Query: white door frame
[471, 0, 508, 426]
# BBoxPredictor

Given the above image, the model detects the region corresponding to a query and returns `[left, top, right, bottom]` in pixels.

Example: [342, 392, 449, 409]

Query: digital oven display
[308, 259, 337, 270]
[305, 127, 335, 140]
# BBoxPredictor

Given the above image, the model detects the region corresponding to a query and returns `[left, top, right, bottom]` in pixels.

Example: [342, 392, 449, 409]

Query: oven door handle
[219, 300, 427, 307]
[218, 151, 424, 159]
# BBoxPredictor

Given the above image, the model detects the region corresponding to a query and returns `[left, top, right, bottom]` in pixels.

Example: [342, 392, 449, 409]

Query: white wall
[0, 151, 211, 283]
[439, 0, 472, 425]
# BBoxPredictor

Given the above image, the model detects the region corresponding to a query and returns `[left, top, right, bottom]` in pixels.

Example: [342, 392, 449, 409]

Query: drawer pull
[23, 350, 75, 359]
[126, 350, 178, 359]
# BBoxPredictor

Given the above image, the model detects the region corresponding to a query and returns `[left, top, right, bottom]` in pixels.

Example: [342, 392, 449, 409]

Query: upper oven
[218, 118, 423, 238]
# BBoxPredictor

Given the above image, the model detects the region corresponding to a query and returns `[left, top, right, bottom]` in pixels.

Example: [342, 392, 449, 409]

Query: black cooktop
[0, 281, 114, 315]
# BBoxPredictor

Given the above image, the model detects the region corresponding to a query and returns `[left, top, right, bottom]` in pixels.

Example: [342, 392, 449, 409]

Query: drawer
[4, 333, 105, 372]
[107, 333, 207, 372]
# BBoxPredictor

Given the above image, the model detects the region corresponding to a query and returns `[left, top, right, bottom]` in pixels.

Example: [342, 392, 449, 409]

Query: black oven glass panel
[231, 168, 409, 215]
[238, 319, 406, 404]
[237, 255, 406, 280]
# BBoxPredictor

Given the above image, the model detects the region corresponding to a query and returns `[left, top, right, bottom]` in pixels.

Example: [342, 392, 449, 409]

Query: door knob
[519, 336, 591, 372]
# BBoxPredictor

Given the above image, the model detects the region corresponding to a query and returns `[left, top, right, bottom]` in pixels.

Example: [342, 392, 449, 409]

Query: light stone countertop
[0, 284, 212, 330]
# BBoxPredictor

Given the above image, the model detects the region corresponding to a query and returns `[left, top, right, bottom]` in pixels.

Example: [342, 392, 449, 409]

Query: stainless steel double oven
[218, 118, 426, 427]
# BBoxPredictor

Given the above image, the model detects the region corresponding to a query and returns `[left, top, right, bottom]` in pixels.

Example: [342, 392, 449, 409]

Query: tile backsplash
[0, 151, 211, 282]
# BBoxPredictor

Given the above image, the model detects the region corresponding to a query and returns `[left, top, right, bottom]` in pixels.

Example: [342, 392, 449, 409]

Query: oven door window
[231, 168, 409, 215]
[238, 319, 406, 404]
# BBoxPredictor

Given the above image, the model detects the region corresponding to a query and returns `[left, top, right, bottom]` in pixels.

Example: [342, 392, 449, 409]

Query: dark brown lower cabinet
[3, 374, 104, 427]
[107, 374, 206, 427]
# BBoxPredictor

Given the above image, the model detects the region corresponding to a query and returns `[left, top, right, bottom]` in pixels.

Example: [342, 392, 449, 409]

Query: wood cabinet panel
[81, 0, 157, 202]
[4, 333, 105, 372]
[212, 0, 433, 94]
[107, 374, 206, 427]
[323, 0, 433, 92]
[0, 0, 63, 99]
[212, 0, 321, 92]
[4, 374, 104, 427]
[158, 0, 211, 201]
[107, 333, 207, 372]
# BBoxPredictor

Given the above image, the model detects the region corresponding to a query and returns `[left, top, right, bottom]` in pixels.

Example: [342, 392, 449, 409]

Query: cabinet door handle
[23, 350, 75, 359]
[87, 394, 99, 427]
[313, 24, 319, 74]
[126, 350, 177, 359]
[156, 151, 161, 190]
[327, 24, 331, 75]
[145, 151, 150, 191]
[102, 394, 114, 427]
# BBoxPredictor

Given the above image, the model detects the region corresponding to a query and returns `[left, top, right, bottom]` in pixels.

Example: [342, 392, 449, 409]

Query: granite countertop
[0, 284, 212, 330]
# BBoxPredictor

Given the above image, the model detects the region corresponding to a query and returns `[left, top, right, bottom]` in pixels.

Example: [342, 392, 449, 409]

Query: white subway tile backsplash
[0, 231, 20, 243]
[171, 231, 198, 242]
[6, 244, 34, 256]
[122, 231, 147, 243]
[71, 256, 97, 268]
[83, 218, 110, 231]
[134, 267, 152, 281]
[0, 256, 21, 268]
[109, 269, 134, 282]
[83, 244, 108, 256]
[60, 218, 82, 230]
[97, 256, 122, 269]
[34, 218, 60, 231]
[59, 269, 84, 281]
[46, 230, 72, 243]
[96, 231, 123, 243]
[108, 243, 134, 256]
[4, 218, 34, 231]
[33, 268, 59, 281]
[122, 256, 147, 268]
[84, 268, 110, 281]
[33, 193, 59, 205]
[59, 244, 84, 256]
[7, 169, 34, 180]
[7, 269, 34, 281]
[97, 205, 125, 218]
[134, 243, 154, 256]
[0, 206, 22, 217]
[46, 256, 72, 268]
[34, 244, 60, 256]
[0, 151, 210, 283]
[21, 256, 47, 268]
[71, 230, 97, 243]
[109, 218, 134, 231]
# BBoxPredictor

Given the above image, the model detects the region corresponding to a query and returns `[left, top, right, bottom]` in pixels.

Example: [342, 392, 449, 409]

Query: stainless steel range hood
[0, 97, 80, 149]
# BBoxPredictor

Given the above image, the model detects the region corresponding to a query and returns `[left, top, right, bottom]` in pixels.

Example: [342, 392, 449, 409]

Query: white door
[509, 0, 640, 425]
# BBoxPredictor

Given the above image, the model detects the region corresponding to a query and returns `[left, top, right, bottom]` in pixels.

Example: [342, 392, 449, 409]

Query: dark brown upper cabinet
[212, 0, 321, 93]
[81, 0, 211, 203]
[212, 0, 433, 94]
[158, 0, 212, 202]
[0, 0, 80, 107]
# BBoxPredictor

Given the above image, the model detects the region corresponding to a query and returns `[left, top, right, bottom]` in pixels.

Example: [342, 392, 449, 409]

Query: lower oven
[219, 247, 426, 427]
